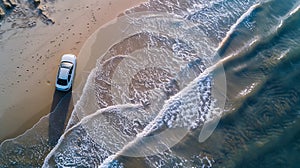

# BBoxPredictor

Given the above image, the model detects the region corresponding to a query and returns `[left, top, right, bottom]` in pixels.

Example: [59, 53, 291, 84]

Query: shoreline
[0, 0, 147, 142]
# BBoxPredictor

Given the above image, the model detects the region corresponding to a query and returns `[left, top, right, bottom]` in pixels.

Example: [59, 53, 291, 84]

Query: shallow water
[1, 0, 300, 167]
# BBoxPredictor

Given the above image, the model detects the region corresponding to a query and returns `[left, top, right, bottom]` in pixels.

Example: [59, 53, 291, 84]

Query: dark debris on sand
[0, 0, 54, 25]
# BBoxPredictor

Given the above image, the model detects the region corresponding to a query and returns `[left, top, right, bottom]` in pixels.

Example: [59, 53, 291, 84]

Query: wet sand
[0, 0, 147, 142]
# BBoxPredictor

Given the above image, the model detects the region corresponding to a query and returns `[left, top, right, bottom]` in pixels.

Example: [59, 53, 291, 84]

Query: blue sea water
[1, 0, 300, 167]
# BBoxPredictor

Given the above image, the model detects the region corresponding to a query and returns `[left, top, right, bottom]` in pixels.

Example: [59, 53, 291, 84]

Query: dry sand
[0, 0, 147, 142]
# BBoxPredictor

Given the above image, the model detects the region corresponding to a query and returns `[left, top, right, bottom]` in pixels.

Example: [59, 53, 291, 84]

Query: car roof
[58, 68, 70, 80]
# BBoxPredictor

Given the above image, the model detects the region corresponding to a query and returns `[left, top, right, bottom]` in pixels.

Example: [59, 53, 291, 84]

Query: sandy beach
[0, 0, 147, 142]
[1, 0, 300, 167]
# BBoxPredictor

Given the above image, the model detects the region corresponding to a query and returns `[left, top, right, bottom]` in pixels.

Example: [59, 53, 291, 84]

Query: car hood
[62, 54, 76, 64]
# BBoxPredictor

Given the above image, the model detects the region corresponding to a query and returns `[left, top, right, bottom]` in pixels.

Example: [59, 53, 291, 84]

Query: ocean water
[1, 0, 300, 167]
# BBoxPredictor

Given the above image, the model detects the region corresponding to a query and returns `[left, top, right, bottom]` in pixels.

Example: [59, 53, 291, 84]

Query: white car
[55, 54, 77, 91]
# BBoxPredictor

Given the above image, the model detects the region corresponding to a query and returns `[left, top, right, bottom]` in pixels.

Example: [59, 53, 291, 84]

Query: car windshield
[57, 78, 68, 86]
[61, 62, 73, 69]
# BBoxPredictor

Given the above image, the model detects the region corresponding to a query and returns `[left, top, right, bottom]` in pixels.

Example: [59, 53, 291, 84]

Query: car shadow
[48, 89, 73, 147]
